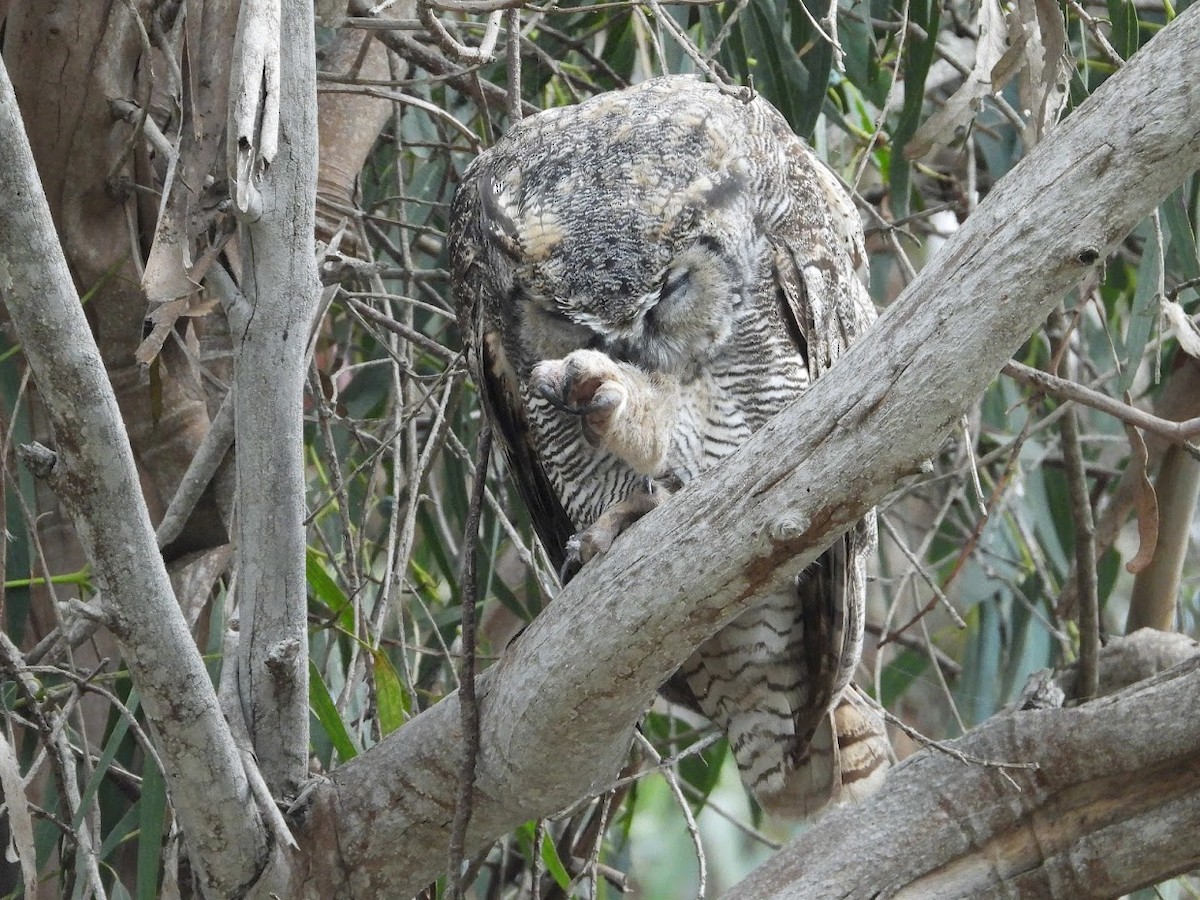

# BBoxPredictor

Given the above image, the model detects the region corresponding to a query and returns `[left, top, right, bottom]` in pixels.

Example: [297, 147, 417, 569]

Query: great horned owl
[449, 75, 889, 818]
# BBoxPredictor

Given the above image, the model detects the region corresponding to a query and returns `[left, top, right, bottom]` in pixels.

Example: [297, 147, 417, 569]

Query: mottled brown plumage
[450, 75, 889, 817]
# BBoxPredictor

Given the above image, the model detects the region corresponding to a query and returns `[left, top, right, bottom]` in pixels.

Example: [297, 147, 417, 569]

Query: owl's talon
[560, 536, 584, 583]
[534, 379, 574, 413]
[558, 484, 669, 584]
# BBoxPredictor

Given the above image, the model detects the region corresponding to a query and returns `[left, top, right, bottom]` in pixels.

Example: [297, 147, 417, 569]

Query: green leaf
[743, 0, 810, 132]
[678, 739, 727, 809]
[638, 714, 726, 812]
[839, 11, 888, 107]
[1097, 545, 1121, 606]
[788, 0, 834, 138]
[997, 582, 1053, 706]
[417, 505, 460, 604]
[98, 804, 140, 860]
[539, 831, 572, 890]
[136, 755, 167, 900]
[513, 821, 571, 890]
[1161, 191, 1200, 286]
[488, 572, 531, 624]
[1119, 220, 1162, 394]
[957, 600, 1003, 726]
[890, 0, 941, 218]
[371, 648, 410, 735]
[307, 547, 353, 632]
[1106, 0, 1138, 59]
[309, 660, 359, 762]
[75, 690, 139, 831]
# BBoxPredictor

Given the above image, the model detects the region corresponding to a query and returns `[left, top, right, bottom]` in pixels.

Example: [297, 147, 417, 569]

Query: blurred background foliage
[1, 0, 1198, 896]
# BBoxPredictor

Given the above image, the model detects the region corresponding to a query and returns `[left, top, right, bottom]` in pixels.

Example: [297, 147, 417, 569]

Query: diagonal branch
[275, 7, 1200, 897]
[1002, 359, 1200, 460]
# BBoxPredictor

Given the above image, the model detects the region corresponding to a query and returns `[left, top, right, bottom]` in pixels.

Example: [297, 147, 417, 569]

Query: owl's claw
[532, 349, 673, 477]
[560, 536, 585, 583]
[558, 480, 673, 584]
[530, 351, 627, 429]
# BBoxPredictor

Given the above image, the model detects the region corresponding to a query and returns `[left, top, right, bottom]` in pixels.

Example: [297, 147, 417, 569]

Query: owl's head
[453, 78, 786, 377]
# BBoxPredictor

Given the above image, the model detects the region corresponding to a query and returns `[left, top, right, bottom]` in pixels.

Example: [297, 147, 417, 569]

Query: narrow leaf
[307, 547, 354, 633]
[309, 660, 359, 761]
[76, 690, 140, 830]
[371, 648, 410, 736]
[539, 832, 572, 890]
[136, 757, 168, 900]
[1119, 220, 1162, 394]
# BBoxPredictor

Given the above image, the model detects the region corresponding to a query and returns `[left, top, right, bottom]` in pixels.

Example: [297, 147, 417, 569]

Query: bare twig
[348, 0, 538, 116]
[344, 295, 458, 362]
[1047, 308, 1100, 701]
[879, 515, 967, 632]
[505, 8, 522, 123]
[449, 426, 493, 898]
[633, 731, 707, 899]
[419, 2, 503, 63]
[877, 705, 1038, 775]
[1065, 0, 1126, 68]
[1002, 360, 1200, 460]
[155, 388, 235, 549]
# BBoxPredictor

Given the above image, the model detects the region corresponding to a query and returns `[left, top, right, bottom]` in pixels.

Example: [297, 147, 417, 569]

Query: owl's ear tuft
[478, 172, 525, 262]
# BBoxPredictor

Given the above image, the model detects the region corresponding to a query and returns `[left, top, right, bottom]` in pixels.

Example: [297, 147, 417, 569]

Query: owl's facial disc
[622, 238, 739, 372]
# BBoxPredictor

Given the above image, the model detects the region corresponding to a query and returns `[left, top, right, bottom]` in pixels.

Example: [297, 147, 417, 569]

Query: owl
[449, 75, 889, 818]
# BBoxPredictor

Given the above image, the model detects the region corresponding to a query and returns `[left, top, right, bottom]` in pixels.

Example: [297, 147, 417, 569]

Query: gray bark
[229, 0, 320, 798]
[0, 51, 269, 900]
[273, 5, 1200, 897]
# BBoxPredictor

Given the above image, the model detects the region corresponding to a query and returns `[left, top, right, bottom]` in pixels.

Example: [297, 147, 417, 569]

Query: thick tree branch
[0, 51, 269, 899]
[734, 636, 1200, 898]
[271, 8, 1200, 897]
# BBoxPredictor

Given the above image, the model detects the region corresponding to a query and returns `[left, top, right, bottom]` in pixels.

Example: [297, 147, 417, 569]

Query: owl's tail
[751, 686, 891, 820]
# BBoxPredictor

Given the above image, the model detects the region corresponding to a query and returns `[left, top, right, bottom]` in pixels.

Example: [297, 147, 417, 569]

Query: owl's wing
[451, 179, 578, 577]
[772, 154, 876, 378]
[769, 148, 883, 801]
[474, 326, 577, 577]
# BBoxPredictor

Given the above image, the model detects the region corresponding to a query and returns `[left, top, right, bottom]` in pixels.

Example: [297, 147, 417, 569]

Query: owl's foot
[560, 478, 672, 582]
[530, 350, 678, 475]
[530, 349, 628, 448]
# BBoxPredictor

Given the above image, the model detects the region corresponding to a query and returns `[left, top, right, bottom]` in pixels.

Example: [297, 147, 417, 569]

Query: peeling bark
[0, 48, 269, 899]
